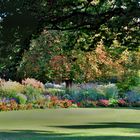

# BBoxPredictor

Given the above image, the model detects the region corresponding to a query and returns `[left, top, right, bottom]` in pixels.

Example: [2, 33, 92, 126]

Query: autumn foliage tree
[0, 0, 139, 81]
[17, 30, 134, 88]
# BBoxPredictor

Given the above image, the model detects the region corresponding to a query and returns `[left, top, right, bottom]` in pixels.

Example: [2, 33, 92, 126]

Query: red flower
[70, 100, 75, 103]
[77, 102, 82, 107]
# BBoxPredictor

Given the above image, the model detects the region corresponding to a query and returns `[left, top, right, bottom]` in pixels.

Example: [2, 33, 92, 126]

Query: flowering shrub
[0, 101, 8, 111]
[34, 99, 47, 109]
[0, 80, 24, 98]
[118, 99, 128, 107]
[0, 104, 9, 111]
[1, 78, 140, 110]
[9, 99, 18, 110]
[77, 102, 82, 107]
[59, 99, 72, 108]
[23, 85, 43, 102]
[0, 78, 5, 86]
[46, 96, 73, 108]
[0, 99, 34, 111]
[0, 99, 18, 111]
[47, 96, 59, 108]
[22, 78, 44, 90]
[97, 99, 109, 107]
[77, 100, 97, 108]
[18, 104, 27, 110]
[26, 103, 33, 110]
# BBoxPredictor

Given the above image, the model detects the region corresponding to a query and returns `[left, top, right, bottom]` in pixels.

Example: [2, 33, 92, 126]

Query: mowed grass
[0, 108, 140, 140]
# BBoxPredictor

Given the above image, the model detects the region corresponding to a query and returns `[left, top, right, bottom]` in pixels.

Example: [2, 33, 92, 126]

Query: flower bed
[0, 78, 140, 112]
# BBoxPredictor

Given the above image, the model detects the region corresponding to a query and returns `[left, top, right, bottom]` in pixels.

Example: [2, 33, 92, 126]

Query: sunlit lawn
[0, 108, 140, 140]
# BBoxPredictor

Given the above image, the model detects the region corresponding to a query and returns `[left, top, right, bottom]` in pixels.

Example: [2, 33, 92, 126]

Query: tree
[0, 0, 139, 80]
[0, 0, 38, 80]
[18, 30, 127, 88]
[116, 50, 140, 92]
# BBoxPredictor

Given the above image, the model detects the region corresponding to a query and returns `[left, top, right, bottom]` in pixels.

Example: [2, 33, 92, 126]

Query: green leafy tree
[0, 0, 139, 81]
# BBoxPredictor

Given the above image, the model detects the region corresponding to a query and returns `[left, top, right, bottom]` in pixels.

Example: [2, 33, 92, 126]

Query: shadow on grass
[92, 107, 140, 110]
[111, 107, 140, 110]
[52, 122, 140, 130]
[0, 130, 70, 140]
[0, 130, 140, 140]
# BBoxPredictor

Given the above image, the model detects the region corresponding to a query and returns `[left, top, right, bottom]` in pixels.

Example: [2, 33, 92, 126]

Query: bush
[0, 80, 24, 98]
[0, 99, 18, 111]
[132, 86, 140, 94]
[47, 96, 59, 108]
[97, 99, 109, 107]
[109, 98, 118, 107]
[59, 99, 72, 108]
[117, 73, 140, 94]
[0, 78, 5, 86]
[69, 88, 104, 102]
[22, 78, 45, 91]
[79, 100, 97, 108]
[15, 93, 27, 104]
[23, 85, 43, 102]
[97, 84, 119, 99]
[125, 91, 140, 103]
[46, 88, 65, 97]
[118, 99, 128, 107]
[71, 104, 78, 108]
[86, 88, 103, 100]
[131, 102, 140, 107]
[70, 84, 119, 101]
[34, 99, 47, 109]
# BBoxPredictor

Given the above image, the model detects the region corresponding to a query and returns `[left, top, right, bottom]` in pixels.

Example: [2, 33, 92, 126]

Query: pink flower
[118, 99, 127, 106]
[22, 78, 44, 90]
[98, 99, 109, 107]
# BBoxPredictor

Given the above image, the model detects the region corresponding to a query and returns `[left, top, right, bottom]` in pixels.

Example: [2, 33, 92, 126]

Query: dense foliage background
[0, 0, 139, 88]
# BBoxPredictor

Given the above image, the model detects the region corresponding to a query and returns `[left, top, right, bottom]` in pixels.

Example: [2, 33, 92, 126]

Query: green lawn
[0, 108, 140, 140]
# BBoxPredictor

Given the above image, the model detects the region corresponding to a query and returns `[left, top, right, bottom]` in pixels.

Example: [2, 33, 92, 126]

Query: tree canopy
[0, 0, 140, 81]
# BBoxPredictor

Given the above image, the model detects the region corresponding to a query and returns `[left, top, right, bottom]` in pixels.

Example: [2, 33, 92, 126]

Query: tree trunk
[65, 79, 72, 88]
[65, 79, 73, 94]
